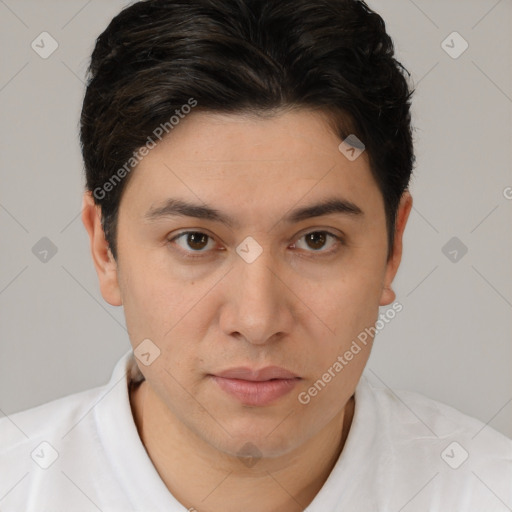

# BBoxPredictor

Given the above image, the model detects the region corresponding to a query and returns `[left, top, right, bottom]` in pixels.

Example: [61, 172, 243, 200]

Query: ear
[380, 190, 413, 306]
[81, 191, 122, 306]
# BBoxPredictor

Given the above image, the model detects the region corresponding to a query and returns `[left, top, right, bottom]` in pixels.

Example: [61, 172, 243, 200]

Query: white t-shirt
[1, 350, 511, 512]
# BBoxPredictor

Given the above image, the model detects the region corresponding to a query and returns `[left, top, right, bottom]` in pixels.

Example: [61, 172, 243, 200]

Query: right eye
[168, 231, 219, 258]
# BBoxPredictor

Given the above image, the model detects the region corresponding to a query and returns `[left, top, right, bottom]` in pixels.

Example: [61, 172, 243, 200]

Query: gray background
[1, 0, 511, 439]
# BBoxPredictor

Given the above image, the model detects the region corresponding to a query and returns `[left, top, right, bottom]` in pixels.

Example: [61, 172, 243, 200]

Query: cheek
[118, 250, 220, 377]
[294, 271, 382, 417]
[321, 256, 385, 333]
[117, 253, 183, 343]
[299, 257, 385, 388]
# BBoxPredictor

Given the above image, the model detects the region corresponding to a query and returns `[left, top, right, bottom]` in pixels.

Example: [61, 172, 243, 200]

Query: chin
[212, 420, 304, 459]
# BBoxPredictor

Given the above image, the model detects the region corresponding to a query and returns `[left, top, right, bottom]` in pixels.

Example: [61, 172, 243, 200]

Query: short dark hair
[80, 0, 415, 261]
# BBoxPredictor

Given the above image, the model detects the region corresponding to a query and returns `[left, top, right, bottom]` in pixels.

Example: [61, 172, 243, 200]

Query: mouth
[209, 366, 302, 406]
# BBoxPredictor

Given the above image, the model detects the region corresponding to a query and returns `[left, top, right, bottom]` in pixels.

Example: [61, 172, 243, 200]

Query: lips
[214, 366, 299, 381]
[210, 366, 301, 406]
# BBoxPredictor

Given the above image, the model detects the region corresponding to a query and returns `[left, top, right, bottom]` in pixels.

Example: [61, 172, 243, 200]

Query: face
[84, 109, 411, 459]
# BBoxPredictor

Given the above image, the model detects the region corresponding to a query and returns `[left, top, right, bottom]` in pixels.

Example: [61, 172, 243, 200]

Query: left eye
[169, 230, 342, 257]
[292, 231, 341, 253]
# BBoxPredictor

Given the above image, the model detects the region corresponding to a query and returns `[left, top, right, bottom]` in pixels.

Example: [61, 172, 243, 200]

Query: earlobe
[379, 190, 413, 306]
[380, 286, 396, 306]
[81, 191, 123, 306]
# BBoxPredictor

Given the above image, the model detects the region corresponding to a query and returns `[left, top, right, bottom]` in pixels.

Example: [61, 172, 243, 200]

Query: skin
[82, 108, 412, 512]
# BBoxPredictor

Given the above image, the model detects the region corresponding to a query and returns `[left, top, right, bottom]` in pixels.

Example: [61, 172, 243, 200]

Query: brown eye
[293, 231, 342, 255]
[305, 232, 327, 250]
[170, 231, 216, 255]
[185, 232, 209, 250]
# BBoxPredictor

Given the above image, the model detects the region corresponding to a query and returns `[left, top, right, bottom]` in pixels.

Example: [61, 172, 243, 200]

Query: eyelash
[167, 230, 344, 260]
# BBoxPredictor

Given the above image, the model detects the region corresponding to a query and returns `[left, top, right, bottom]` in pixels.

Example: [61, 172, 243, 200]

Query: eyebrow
[144, 197, 363, 228]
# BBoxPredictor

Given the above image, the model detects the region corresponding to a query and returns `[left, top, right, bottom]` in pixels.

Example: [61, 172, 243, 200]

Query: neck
[130, 380, 355, 512]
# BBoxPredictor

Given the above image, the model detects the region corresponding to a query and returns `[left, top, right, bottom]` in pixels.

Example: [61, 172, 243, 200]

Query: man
[1, 0, 510, 510]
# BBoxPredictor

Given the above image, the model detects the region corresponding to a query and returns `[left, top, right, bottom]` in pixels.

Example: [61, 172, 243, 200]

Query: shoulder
[1, 349, 137, 453]
[351, 374, 512, 508]
[0, 351, 138, 511]
[0, 382, 108, 461]
[360, 375, 511, 448]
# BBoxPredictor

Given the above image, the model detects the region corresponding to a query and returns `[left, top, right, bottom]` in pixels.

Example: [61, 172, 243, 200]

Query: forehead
[150, 109, 350, 162]
[120, 109, 383, 221]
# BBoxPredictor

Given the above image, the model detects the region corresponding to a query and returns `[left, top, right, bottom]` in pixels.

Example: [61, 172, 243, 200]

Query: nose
[219, 243, 295, 346]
